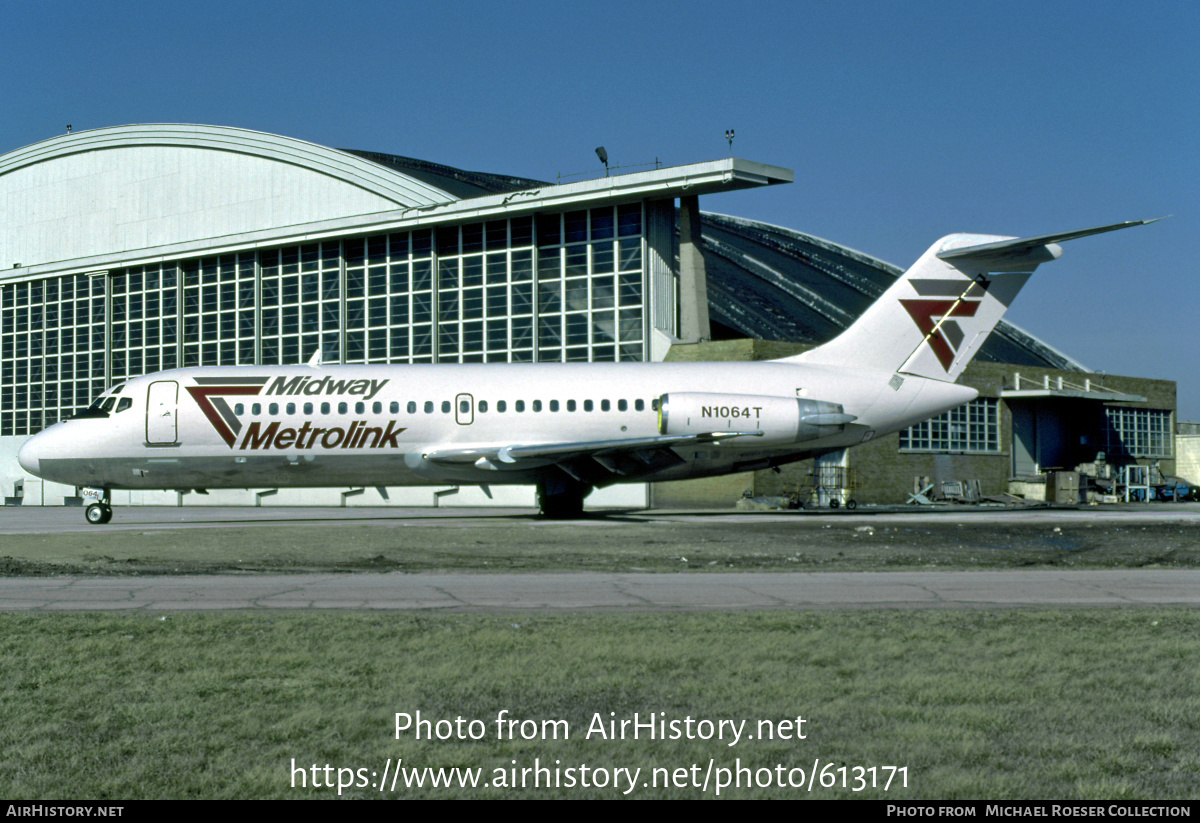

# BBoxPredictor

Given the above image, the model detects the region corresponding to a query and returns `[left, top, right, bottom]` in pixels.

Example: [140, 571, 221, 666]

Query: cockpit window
[72, 397, 111, 419]
[71, 386, 134, 420]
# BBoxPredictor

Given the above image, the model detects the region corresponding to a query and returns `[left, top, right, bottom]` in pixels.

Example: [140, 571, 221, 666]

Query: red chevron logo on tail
[899, 278, 988, 372]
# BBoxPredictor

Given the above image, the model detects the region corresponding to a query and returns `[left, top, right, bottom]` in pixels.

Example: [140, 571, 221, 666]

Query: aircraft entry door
[146, 380, 179, 445]
[455, 393, 474, 426]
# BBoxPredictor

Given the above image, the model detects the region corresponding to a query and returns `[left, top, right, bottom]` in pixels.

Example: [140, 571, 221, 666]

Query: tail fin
[788, 219, 1159, 382]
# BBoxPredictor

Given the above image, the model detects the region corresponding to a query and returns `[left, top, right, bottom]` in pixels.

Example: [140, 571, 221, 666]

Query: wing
[424, 430, 765, 483]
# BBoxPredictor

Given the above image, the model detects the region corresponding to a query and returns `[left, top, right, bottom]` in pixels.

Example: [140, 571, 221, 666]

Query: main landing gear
[82, 488, 113, 525]
[537, 476, 593, 519]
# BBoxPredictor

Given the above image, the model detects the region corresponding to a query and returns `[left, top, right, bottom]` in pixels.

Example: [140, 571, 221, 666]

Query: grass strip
[1, 608, 1196, 799]
[2, 519, 1199, 575]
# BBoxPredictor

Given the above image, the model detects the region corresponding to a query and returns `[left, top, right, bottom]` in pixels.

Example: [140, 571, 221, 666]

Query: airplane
[17, 219, 1158, 524]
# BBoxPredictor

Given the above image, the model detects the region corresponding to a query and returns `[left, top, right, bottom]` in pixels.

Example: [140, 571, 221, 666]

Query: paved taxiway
[2, 568, 1198, 612]
[5, 502, 1200, 534]
[3, 505, 1199, 612]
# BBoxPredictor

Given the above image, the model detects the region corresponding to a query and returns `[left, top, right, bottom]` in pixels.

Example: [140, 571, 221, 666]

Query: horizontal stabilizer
[937, 218, 1163, 270]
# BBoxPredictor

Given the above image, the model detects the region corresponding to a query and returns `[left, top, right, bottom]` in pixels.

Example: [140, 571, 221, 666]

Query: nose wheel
[82, 488, 114, 525]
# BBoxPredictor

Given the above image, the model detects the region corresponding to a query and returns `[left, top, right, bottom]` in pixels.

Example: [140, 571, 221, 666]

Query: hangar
[0, 124, 1176, 509]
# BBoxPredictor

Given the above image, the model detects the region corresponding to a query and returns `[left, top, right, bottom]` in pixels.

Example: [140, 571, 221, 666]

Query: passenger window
[618, 399, 628, 412]
[373, 402, 382, 414]
[550, 400, 559, 412]
[321, 403, 331, 414]
[566, 400, 576, 412]
[356, 402, 366, 414]
[304, 403, 313, 415]
[479, 400, 488, 412]
[497, 400, 506, 412]
[287, 403, 296, 415]
[424, 401, 434, 413]
[650, 399, 659, 411]
[441, 400, 451, 413]
[251, 404, 261, 415]
[584, 400, 593, 412]
[532, 400, 542, 412]
[338, 402, 348, 414]
[235, 403, 244, 415]
[515, 400, 525, 412]
[601, 399, 610, 411]
[405, 401, 415, 414]
[635, 399, 645, 412]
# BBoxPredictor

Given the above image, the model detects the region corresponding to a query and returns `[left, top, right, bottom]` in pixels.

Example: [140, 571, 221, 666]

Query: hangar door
[1011, 401, 1066, 475]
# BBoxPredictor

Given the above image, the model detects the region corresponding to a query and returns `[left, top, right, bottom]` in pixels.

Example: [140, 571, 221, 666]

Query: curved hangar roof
[696, 212, 1085, 371]
[0, 124, 460, 267]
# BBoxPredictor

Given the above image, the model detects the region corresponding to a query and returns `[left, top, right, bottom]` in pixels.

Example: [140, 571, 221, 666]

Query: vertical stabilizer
[785, 219, 1158, 383]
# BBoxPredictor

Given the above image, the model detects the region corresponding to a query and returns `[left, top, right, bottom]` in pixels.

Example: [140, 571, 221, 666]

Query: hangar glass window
[2, 273, 107, 435]
[360, 229, 435, 364]
[181, 253, 257, 367]
[1102, 407, 1172, 458]
[259, 242, 340, 365]
[435, 218, 535, 364]
[899, 398, 999, 453]
[109, 263, 179, 384]
[536, 204, 644, 363]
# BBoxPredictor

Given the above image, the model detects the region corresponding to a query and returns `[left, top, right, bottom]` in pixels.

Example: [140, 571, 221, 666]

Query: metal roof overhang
[2, 158, 793, 282]
[1002, 389, 1148, 403]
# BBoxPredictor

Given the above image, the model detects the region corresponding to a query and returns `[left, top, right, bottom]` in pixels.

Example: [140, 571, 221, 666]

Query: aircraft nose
[17, 434, 43, 476]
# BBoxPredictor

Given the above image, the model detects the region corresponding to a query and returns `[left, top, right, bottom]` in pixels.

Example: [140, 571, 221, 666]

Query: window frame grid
[898, 398, 1001, 454]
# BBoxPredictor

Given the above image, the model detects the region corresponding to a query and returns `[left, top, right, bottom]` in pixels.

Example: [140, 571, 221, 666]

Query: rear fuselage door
[147, 380, 179, 444]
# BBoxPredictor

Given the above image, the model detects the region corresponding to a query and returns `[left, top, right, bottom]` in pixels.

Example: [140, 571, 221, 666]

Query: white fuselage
[18, 360, 976, 493]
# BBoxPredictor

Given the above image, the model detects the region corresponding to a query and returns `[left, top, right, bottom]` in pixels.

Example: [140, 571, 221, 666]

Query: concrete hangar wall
[0, 123, 792, 508]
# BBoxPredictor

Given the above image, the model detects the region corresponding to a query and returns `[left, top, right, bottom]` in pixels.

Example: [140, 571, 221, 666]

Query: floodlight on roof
[595, 146, 609, 176]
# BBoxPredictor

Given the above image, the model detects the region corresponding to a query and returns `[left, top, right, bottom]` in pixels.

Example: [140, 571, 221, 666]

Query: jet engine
[657, 393, 855, 447]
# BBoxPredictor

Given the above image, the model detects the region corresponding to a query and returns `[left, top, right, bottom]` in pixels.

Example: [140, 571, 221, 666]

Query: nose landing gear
[82, 488, 113, 525]
[85, 503, 113, 524]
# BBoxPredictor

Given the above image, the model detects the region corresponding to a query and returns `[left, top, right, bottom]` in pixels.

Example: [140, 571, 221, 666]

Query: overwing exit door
[455, 393, 474, 426]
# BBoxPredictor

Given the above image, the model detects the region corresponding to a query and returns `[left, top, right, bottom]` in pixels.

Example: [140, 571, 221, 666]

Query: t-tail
[786, 219, 1161, 382]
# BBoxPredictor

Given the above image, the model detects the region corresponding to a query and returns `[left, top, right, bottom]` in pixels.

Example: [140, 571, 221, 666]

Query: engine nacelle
[658, 393, 854, 447]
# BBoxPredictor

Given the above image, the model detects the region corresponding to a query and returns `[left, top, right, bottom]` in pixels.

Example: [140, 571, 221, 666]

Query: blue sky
[3, 0, 1197, 414]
